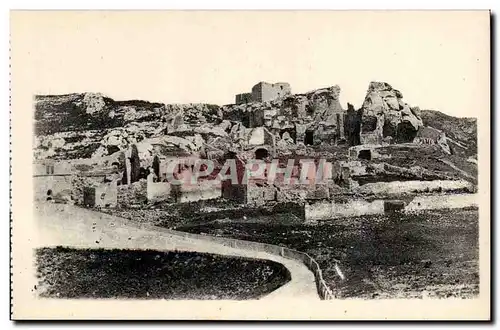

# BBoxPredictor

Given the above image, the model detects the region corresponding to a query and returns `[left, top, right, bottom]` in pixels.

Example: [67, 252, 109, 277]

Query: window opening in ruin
[358, 149, 372, 160]
[305, 131, 314, 146]
[107, 145, 120, 155]
[254, 148, 269, 160]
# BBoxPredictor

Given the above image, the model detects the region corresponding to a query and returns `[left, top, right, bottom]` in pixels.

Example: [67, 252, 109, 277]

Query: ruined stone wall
[305, 185, 330, 201]
[246, 184, 277, 206]
[251, 82, 291, 103]
[235, 93, 253, 105]
[175, 180, 222, 203]
[305, 199, 385, 221]
[83, 182, 118, 208]
[117, 180, 147, 207]
[33, 160, 74, 176]
[33, 175, 73, 201]
[71, 175, 107, 205]
[147, 181, 173, 203]
[354, 179, 474, 195]
[248, 108, 265, 127]
[222, 181, 247, 203]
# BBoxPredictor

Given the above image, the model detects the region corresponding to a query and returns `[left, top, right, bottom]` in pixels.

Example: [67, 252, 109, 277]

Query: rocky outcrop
[222, 85, 344, 125]
[82, 93, 106, 114]
[360, 82, 423, 144]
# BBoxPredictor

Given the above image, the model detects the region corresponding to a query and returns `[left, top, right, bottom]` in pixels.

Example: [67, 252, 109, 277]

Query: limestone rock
[193, 124, 228, 137]
[123, 107, 138, 121]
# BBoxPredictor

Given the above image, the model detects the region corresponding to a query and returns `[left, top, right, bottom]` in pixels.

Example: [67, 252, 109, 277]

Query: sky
[13, 10, 490, 117]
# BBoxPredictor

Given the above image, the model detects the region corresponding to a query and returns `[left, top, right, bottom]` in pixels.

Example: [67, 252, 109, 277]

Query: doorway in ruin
[305, 130, 314, 146]
[254, 148, 269, 160]
[358, 149, 372, 160]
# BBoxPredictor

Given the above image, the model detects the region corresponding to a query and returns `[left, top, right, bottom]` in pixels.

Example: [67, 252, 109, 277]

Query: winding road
[34, 202, 320, 301]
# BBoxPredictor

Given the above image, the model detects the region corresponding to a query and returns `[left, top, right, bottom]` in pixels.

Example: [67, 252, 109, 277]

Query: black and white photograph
[9, 10, 491, 320]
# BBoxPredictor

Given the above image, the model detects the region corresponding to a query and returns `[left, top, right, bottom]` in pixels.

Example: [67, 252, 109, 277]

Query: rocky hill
[33, 83, 478, 185]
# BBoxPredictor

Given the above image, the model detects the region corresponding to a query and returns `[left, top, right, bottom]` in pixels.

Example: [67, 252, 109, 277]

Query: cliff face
[359, 82, 423, 145]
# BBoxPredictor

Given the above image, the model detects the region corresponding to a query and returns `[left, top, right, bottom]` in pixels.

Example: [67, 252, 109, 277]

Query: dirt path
[34, 202, 320, 301]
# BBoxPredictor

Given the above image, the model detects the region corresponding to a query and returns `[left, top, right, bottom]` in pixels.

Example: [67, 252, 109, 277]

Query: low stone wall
[306, 199, 385, 221]
[147, 181, 172, 203]
[147, 180, 222, 204]
[305, 193, 478, 221]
